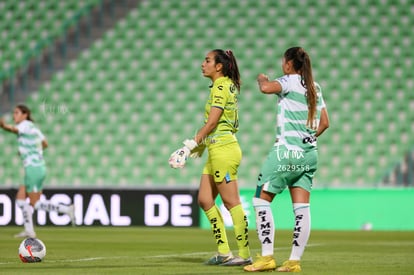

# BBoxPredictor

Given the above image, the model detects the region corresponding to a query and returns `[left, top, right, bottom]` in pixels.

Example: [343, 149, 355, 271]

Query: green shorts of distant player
[24, 165, 47, 193]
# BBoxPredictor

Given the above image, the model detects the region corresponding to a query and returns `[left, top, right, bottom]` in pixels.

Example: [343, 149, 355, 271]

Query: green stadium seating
[0, 0, 100, 74]
[1, 0, 413, 188]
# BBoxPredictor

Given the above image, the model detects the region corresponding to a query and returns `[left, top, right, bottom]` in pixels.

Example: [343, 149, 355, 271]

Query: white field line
[333, 241, 414, 247]
[2, 241, 412, 265]
[0, 243, 324, 265]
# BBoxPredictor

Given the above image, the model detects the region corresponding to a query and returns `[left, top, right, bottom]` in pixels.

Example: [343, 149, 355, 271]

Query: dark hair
[212, 49, 241, 91]
[16, 104, 33, 122]
[284, 47, 317, 129]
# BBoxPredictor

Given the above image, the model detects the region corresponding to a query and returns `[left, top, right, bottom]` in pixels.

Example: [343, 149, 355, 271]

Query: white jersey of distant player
[275, 74, 326, 151]
[16, 120, 46, 167]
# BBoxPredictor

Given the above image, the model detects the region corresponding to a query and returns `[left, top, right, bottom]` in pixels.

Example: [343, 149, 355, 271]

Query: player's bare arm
[194, 106, 223, 144]
[257, 74, 282, 94]
[0, 118, 19, 134]
[315, 108, 330, 137]
[42, 140, 49, 150]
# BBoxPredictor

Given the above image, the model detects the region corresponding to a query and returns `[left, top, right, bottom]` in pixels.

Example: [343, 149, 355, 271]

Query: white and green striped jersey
[274, 74, 326, 151]
[16, 120, 46, 167]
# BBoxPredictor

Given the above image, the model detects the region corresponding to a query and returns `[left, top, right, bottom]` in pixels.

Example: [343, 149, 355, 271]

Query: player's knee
[198, 198, 214, 211]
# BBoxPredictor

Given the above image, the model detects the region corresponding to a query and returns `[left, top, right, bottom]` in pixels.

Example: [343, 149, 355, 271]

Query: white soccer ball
[18, 238, 46, 263]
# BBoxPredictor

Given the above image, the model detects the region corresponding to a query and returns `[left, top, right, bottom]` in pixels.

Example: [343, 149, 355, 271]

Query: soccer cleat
[276, 260, 301, 272]
[220, 256, 252, 266]
[205, 252, 233, 265]
[243, 255, 276, 272]
[14, 230, 36, 238]
[68, 204, 76, 226]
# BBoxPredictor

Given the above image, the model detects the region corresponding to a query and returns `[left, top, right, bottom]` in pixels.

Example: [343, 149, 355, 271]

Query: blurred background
[1, 0, 413, 190]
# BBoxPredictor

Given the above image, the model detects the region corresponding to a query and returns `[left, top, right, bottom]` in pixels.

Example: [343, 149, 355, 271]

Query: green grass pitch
[1, 227, 413, 274]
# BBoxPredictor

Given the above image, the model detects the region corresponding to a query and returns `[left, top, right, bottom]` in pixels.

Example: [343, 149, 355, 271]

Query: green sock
[229, 204, 250, 259]
[205, 205, 230, 255]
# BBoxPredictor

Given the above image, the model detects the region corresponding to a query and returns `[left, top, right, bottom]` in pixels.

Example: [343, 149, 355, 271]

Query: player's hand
[257, 73, 269, 82]
[188, 143, 206, 158]
[168, 146, 191, 168]
[0, 118, 5, 129]
[184, 139, 205, 158]
[168, 139, 198, 168]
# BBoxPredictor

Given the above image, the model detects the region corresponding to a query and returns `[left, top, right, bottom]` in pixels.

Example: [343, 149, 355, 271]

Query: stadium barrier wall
[0, 188, 200, 227]
[1, 188, 413, 230]
[200, 188, 414, 231]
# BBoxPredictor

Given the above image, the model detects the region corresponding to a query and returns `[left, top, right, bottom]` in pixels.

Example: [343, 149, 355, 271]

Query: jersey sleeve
[16, 121, 29, 135]
[210, 83, 229, 110]
[275, 75, 290, 96]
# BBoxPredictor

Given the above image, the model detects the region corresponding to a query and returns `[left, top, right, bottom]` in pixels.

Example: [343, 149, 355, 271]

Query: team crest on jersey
[229, 84, 236, 93]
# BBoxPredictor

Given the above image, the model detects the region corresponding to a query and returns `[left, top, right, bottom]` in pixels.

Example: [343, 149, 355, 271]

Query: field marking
[47, 256, 129, 263]
[2, 240, 412, 265]
[0, 250, 275, 265]
[149, 244, 323, 259]
[0, 243, 325, 265]
[49, 244, 325, 263]
[0, 261, 15, 265]
[333, 241, 414, 247]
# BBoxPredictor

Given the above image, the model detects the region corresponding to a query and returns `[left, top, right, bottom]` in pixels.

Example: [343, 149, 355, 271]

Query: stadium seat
[0, 0, 101, 74]
[1, 0, 413, 187]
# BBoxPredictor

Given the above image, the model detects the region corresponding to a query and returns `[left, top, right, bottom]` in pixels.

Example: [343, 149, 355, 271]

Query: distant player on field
[169, 49, 251, 266]
[0, 104, 75, 238]
[244, 47, 330, 272]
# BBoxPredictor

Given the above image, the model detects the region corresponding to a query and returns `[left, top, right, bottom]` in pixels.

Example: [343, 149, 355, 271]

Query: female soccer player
[169, 49, 251, 266]
[244, 47, 330, 272]
[0, 104, 75, 238]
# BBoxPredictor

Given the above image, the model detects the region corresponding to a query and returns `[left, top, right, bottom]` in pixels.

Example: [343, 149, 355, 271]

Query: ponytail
[213, 49, 241, 92]
[284, 47, 317, 129]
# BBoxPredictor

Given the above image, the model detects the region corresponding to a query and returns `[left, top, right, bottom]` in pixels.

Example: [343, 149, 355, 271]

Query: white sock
[34, 200, 70, 214]
[252, 197, 274, 256]
[16, 199, 34, 233]
[289, 203, 311, 261]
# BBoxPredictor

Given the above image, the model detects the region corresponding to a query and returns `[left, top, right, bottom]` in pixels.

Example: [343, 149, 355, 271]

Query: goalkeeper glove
[184, 139, 206, 158]
[168, 139, 198, 169]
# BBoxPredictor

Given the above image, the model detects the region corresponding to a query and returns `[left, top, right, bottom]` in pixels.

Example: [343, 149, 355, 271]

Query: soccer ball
[18, 238, 46, 263]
